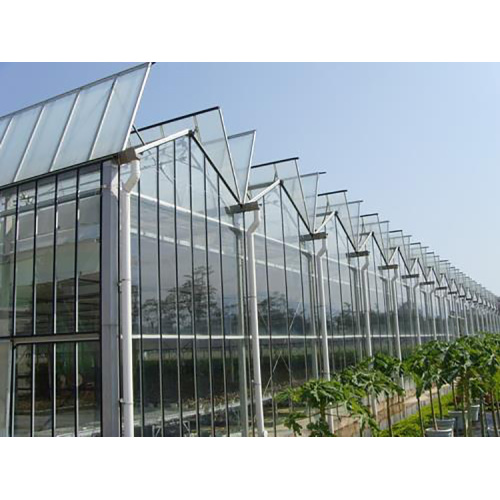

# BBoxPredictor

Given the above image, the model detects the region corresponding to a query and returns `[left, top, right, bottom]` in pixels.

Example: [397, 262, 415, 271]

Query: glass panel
[0, 188, 16, 337]
[158, 141, 180, 436]
[13, 344, 32, 436]
[53, 79, 113, 170]
[77, 342, 101, 436]
[17, 94, 76, 181]
[227, 131, 255, 202]
[139, 149, 162, 435]
[92, 65, 149, 158]
[0, 116, 10, 144]
[77, 166, 101, 333]
[15, 183, 36, 336]
[300, 173, 319, 230]
[55, 342, 75, 436]
[1, 64, 151, 187]
[175, 138, 197, 436]
[0, 341, 11, 436]
[35, 178, 56, 335]
[55, 172, 77, 334]
[316, 192, 360, 249]
[251, 160, 308, 225]
[132, 109, 239, 200]
[0, 107, 41, 185]
[34, 343, 53, 436]
[219, 180, 246, 436]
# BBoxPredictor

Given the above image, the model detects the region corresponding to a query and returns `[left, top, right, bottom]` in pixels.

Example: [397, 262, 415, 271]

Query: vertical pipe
[246, 208, 266, 437]
[315, 237, 334, 433]
[120, 158, 141, 437]
[120, 189, 134, 437]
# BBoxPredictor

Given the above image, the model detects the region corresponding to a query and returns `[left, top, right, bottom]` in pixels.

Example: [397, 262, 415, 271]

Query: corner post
[100, 160, 121, 437]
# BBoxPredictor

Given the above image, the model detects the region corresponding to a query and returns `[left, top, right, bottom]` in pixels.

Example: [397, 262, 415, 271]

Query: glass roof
[389, 230, 412, 271]
[426, 252, 443, 285]
[300, 172, 320, 230]
[315, 190, 345, 231]
[131, 107, 240, 200]
[359, 216, 393, 262]
[248, 158, 308, 226]
[315, 191, 361, 249]
[410, 243, 425, 268]
[227, 130, 256, 202]
[0, 63, 151, 187]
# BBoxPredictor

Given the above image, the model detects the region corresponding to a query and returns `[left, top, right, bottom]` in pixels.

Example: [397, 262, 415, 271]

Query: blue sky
[1, 62, 499, 294]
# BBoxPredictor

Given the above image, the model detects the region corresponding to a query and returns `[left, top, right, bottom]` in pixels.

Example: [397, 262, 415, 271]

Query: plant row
[278, 332, 500, 437]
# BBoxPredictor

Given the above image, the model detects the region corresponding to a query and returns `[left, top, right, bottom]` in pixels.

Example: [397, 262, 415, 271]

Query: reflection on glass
[55, 173, 76, 334]
[77, 192, 100, 332]
[0, 187, 16, 337]
[55, 342, 75, 436]
[35, 178, 55, 335]
[14, 345, 32, 436]
[34, 343, 53, 436]
[0, 342, 10, 436]
[78, 342, 101, 436]
[15, 183, 36, 336]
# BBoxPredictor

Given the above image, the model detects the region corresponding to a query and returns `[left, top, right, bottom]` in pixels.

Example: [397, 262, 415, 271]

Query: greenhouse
[0, 63, 498, 437]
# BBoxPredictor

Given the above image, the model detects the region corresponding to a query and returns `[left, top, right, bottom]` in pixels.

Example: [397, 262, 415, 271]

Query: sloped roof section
[227, 130, 256, 202]
[300, 172, 320, 230]
[315, 190, 345, 232]
[131, 107, 240, 200]
[0, 63, 151, 187]
[315, 191, 361, 249]
[249, 158, 308, 226]
[359, 214, 392, 262]
[389, 230, 412, 271]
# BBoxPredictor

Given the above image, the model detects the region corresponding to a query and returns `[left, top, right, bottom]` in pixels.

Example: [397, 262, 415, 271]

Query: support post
[443, 297, 450, 342]
[246, 208, 266, 437]
[413, 284, 422, 345]
[360, 256, 378, 422]
[429, 291, 437, 340]
[315, 236, 334, 433]
[454, 297, 460, 337]
[463, 302, 470, 336]
[307, 255, 320, 379]
[361, 257, 374, 359]
[235, 233, 249, 436]
[390, 270, 403, 363]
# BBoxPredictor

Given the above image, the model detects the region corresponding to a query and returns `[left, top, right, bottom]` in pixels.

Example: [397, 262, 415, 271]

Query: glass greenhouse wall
[0, 64, 499, 437]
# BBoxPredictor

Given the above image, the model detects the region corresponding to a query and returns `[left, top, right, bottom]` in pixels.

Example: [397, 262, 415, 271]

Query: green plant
[279, 334, 500, 437]
[403, 347, 427, 436]
[277, 378, 349, 436]
[372, 353, 405, 436]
